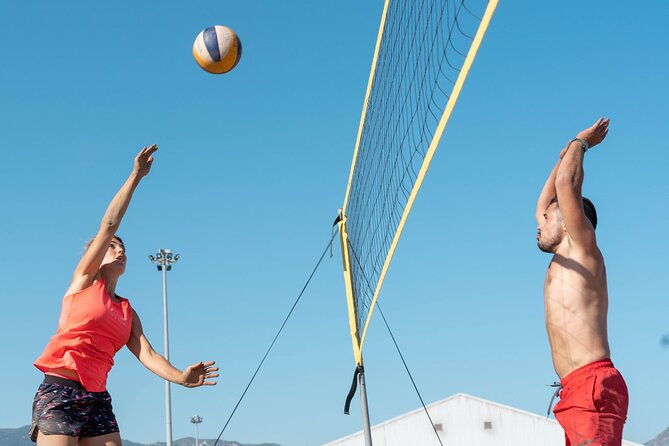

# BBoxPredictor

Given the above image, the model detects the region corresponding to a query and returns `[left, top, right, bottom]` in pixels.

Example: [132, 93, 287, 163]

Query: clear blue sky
[1, 1, 667, 445]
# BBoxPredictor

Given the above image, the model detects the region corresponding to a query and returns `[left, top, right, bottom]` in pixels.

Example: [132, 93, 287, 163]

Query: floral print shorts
[30, 375, 120, 442]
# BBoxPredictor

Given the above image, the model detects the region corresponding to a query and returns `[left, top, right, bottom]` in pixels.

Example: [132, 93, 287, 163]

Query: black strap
[344, 365, 363, 415]
[332, 211, 342, 227]
[546, 381, 562, 417]
[331, 210, 343, 258]
[43, 374, 86, 391]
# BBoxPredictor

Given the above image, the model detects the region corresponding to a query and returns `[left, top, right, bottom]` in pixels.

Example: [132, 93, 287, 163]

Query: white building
[323, 393, 642, 446]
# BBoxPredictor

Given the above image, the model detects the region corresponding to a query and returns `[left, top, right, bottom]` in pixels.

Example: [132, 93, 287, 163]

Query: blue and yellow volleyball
[192, 25, 242, 74]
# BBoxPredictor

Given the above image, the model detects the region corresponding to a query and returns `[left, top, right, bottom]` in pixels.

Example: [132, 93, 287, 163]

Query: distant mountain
[647, 427, 669, 446]
[0, 427, 33, 446]
[0, 426, 281, 446]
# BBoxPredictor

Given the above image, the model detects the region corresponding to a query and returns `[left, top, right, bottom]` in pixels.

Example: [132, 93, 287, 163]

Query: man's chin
[537, 241, 554, 253]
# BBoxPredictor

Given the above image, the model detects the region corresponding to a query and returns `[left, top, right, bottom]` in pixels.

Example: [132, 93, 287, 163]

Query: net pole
[359, 365, 373, 446]
[338, 218, 363, 366]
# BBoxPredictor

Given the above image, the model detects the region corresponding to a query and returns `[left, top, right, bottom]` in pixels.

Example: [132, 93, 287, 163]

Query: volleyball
[192, 25, 242, 74]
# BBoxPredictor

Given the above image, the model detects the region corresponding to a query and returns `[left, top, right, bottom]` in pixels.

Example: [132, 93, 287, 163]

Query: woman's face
[100, 238, 126, 275]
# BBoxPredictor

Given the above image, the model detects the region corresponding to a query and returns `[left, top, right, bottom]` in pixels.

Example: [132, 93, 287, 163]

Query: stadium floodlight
[190, 415, 203, 446]
[149, 249, 180, 446]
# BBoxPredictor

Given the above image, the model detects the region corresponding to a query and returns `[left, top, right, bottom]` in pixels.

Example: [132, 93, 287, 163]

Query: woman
[31, 145, 219, 445]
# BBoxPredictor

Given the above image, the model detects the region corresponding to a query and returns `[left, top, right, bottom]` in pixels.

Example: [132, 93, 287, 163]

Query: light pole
[148, 249, 180, 446]
[191, 415, 203, 446]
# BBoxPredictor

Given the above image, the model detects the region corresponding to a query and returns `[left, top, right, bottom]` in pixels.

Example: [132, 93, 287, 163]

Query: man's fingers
[138, 144, 158, 159]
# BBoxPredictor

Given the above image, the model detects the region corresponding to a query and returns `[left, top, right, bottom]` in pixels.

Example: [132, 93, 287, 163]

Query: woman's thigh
[79, 432, 123, 446]
[36, 432, 78, 446]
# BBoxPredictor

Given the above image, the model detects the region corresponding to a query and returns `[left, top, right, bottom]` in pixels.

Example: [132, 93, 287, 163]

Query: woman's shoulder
[63, 276, 105, 298]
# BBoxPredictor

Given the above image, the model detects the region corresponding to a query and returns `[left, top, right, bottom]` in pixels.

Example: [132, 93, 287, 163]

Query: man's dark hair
[549, 197, 598, 230]
[582, 197, 597, 230]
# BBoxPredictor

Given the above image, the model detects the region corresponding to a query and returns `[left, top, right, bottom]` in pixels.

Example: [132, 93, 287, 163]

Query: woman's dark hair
[84, 235, 125, 253]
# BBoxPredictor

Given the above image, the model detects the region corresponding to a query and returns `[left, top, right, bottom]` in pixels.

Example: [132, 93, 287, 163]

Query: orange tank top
[34, 278, 133, 392]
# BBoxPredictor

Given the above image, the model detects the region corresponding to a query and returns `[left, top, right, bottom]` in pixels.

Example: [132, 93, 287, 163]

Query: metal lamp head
[149, 249, 178, 271]
[190, 415, 203, 424]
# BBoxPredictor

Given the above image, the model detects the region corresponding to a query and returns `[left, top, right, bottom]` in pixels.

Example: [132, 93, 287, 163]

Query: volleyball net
[338, 0, 498, 367]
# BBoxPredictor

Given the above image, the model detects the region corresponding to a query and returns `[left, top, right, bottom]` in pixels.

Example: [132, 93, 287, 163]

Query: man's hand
[180, 361, 219, 388]
[134, 144, 158, 178]
[576, 117, 610, 150]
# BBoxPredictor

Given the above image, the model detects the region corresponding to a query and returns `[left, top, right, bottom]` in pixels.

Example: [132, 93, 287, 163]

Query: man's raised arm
[555, 118, 609, 248]
[536, 140, 576, 224]
[537, 152, 562, 224]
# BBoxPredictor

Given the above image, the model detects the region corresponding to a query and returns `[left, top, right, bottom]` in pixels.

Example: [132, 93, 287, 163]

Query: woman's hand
[134, 144, 158, 178]
[180, 361, 220, 387]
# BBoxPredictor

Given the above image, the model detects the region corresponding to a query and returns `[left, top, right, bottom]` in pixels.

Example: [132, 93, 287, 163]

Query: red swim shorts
[553, 359, 628, 446]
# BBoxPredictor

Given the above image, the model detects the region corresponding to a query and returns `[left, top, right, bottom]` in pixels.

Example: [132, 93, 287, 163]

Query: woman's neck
[97, 271, 120, 300]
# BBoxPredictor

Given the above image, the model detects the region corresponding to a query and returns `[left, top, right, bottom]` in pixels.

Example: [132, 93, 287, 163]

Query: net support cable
[376, 302, 444, 446]
[346, 240, 443, 445]
[212, 229, 339, 446]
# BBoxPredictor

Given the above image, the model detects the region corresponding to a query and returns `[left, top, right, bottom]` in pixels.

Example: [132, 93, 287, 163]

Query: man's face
[537, 203, 565, 253]
[100, 238, 126, 274]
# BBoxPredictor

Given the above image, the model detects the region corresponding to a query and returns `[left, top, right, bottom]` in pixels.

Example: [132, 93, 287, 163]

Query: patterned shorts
[30, 375, 120, 442]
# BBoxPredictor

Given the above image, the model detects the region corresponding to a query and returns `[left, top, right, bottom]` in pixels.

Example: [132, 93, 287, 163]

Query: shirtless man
[536, 118, 628, 446]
